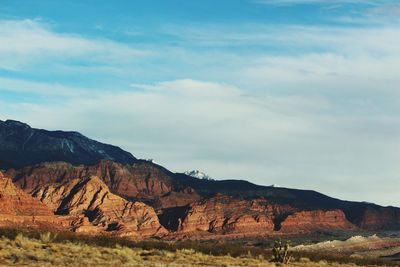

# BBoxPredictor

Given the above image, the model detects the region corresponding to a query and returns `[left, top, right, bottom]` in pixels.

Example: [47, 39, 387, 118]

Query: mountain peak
[2, 119, 31, 129]
[0, 119, 137, 169]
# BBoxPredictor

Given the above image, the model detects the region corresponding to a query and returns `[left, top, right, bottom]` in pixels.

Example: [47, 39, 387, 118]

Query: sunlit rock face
[8, 160, 200, 210]
[177, 195, 277, 235]
[0, 171, 52, 216]
[279, 210, 358, 233]
[32, 175, 167, 237]
[0, 171, 66, 230]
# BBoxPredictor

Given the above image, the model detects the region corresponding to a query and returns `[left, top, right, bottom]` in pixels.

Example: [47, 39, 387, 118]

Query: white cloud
[162, 24, 400, 54]
[0, 77, 98, 97]
[0, 19, 150, 70]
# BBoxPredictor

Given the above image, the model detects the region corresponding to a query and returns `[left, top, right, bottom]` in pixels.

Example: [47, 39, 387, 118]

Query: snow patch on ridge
[185, 170, 213, 180]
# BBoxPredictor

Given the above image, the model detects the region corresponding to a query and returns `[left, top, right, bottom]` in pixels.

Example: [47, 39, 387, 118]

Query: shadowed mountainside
[0, 119, 137, 169]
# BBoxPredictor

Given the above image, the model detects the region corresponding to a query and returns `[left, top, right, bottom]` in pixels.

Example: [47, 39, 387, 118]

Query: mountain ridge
[0, 119, 137, 169]
[0, 119, 399, 238]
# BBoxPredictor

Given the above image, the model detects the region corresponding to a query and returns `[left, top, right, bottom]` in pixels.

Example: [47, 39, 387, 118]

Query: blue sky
[0, 0, 399, 206]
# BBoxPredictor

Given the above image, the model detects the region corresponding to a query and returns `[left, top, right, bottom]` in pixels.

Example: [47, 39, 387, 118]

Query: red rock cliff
[0, 171, 52, 216]
[355, 207, 400, 230]
[279, 210, 357, 233]
[9, 161, 199, 209]
[176, 195, 290, 236]
[32, 176, 167, 237]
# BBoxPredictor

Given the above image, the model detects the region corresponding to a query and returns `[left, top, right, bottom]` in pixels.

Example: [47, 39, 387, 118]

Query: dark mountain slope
[0, 119, 137, 169]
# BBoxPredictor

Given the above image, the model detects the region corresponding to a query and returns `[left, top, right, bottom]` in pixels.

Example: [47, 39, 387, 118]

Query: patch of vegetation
[0, 228, 395, 266]
[272, 238, 292, 264]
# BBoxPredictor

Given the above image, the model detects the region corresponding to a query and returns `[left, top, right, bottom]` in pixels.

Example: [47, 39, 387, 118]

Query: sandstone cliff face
[279, 210, 357, 233]
[31, 176, 167, 237]
[0, 171, 52, 216]
[175, 195, 287, 236]
[0, 171, 69, 231]
[163, 196, 360, 238]
[5, 160, 400, 238]
[355, 207, 400, 229]
[9, 161, 199, 209]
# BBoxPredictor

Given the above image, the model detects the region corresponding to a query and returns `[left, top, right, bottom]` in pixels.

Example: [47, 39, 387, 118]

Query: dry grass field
[0, 232, 394, 267]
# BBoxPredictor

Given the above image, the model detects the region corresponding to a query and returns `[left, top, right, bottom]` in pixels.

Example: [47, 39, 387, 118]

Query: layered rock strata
[0, 171, 52, 216]
[9, 161, 200, 210]
[32, 176, 167, 237]
[279, 210, 357, 233]
[174, 195, 288, 235]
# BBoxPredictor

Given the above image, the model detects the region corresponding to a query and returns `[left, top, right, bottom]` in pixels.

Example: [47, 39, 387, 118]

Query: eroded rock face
[355, 207, 400, 230]
[9, 161, 199, 209]
[164, 195, 360, 238]
[0, 171, 69, 231]
[7, 160, 400, 233]
[0, 171, 52, 216]
[4, 159, 400, 238]
[32, 176, 167, 237]
[279, 210, 357, 233]
[175, 195, 285, 235]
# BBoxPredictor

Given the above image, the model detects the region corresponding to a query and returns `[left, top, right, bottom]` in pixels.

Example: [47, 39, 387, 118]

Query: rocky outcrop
[355, 207, 400, 230]
[0, 171, 52, 216]
[165, 196, 359, 238]
[279, 210, 357, 233]
[9, 161, 200, 210]
[0, 171, 69, 231]
[170, 195, 291, 236]
[32, 176, 167, 237]
[7, 160, 400, 236]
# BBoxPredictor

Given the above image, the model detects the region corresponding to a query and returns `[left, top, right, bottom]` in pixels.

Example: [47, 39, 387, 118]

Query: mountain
[7, 160, 400, 234]
[1, 119, 399, 239]
[0, 119, 137, 169]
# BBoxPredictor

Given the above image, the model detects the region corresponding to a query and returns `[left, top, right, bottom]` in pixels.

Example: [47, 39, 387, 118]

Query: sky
[0, 0, 399, 206]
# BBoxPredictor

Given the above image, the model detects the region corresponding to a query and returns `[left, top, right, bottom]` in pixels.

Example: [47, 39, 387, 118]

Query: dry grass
[0, 233, 379, 267]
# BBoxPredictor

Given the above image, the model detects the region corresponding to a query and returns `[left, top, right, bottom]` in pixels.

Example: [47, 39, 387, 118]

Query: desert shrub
[40, 232, 58, 243]
[271, 238, 292, 264]
[299, 257, 311, 263]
